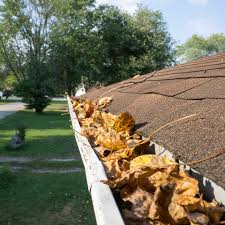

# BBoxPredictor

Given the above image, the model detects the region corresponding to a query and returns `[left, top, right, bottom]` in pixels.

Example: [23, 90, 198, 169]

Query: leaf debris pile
[71, 96, 225, 225]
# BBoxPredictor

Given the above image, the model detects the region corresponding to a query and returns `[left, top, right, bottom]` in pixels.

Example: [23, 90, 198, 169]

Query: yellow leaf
[130, 155, 175, 170]
[113, 112, 135, 132]
[96, 128, 128, 151]
[98, 96, 113, 109]
[101, 112, 117, 127]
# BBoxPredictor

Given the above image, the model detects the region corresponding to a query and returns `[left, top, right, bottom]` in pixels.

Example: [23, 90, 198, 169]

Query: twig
[148, 114, 199, 140]
[136, 149, 225, 172]
[95, 71, 156, 102]
[186, 149, 225, 166]
[95, 84, 133, 103]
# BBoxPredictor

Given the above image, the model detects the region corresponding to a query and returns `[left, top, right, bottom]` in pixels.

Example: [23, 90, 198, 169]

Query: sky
[96, 0, 225, 44]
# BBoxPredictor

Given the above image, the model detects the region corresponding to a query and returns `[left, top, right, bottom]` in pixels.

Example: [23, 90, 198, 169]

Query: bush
[15, 78, 53, 113]
[0, 167, 16, 189]
[17, 125, 26, 141]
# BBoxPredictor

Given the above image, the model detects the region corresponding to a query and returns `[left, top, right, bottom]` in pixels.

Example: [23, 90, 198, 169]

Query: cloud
[96, 0, 140, 13]
[187, 18, 220, 37]
[186, 0, 208, 6]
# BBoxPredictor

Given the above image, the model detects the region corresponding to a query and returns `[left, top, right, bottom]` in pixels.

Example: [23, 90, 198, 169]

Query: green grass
[0, 172, 96, 225]
[0, 103, 79, 157]
[0, 160, 84, 170]
[0, 103, 96, 225]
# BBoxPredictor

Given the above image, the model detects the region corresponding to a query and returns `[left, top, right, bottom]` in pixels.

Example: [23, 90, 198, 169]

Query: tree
[176, 33, 225, 62]
[48, 0, 95, 95]
[0, 0, 56, 112]
[85, 5, 175, 85]
[126, 6, 175, 76]
[49, 4, 175, 90]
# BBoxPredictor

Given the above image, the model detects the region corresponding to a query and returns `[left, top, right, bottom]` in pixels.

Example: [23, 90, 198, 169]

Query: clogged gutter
[70, 96, 225, 225]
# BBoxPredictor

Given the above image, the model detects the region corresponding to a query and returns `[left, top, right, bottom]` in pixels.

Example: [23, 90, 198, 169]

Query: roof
[84, 52, 225, 190]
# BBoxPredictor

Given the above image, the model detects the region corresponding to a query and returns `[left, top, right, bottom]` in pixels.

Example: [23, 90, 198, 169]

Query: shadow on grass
[0, 172, 96, 225]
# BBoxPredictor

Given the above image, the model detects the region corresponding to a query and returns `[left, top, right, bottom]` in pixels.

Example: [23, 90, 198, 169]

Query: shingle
[83, 52, 225, 189]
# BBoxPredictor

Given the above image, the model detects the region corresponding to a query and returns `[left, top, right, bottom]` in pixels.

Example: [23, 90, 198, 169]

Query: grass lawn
[0, 103, 96, 225]
[0, 172, 95, 225]
[0, 103, 78, 157]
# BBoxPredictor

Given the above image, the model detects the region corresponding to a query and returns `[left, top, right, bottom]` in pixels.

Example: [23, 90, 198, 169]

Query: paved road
[0, 102, 25, 120]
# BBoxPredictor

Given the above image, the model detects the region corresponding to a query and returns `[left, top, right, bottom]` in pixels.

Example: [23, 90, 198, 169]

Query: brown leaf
[95, 128, 128, 151]
[199, 200, 225, 224]
[121, 209, 152, 225]
[130, 155, 175, 171]
[79, 118, 95, 127]
[113, 112, 135, 132]
[123, 188, 154, 218]
[148, 183, 176, 223]
[103, 159, 122, 179]
[101, 112, 117, 127]
[168, 201, 188, 224]
[188, 212, 209, 225]
[98, 96, 113, 109]
[170, 171, 199, 196]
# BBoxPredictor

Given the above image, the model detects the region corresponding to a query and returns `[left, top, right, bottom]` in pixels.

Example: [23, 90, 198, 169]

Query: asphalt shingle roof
[84, 52, 225, 189]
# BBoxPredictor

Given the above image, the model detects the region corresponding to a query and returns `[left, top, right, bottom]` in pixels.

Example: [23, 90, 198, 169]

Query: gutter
[67, 96, 125, 225]
[150, 141, 225, 204]
[67, 96, 225, 224]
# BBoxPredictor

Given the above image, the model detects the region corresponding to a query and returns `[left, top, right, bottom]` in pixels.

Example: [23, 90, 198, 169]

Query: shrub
[17, 125, 26, 141]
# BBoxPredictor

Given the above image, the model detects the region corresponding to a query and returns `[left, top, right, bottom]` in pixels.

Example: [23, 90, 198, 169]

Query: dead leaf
[113, 112, 135, 132]
[168, 201, 188, 224]
[123, 188, 154, 218]
[188, 212, 209, 225]
[148, 183, 176, 223]
[101, 112, 117, 127]
[71, 96, 225, 225]
[96, 128, 128, 151]
[103, 159, 122, 179]
[130, 155, 175, 171]
[98, 96, 113, 109]
[170, 171, 199, 196]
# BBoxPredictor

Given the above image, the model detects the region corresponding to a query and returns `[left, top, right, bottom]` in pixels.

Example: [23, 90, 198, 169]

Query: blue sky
[96, 0, 225, 44]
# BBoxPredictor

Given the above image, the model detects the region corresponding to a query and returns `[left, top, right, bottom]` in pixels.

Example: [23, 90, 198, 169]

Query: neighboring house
[75, 85, 86, 97]
[84, 51, 225, 194]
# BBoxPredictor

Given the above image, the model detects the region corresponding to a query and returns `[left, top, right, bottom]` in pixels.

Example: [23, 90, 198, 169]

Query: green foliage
[17, 125, 26, 141]
[3, 89, 13, 99]
[49, 4, 175, 91]
[0, 0, 56, 112]
[0, 0, 174, 97]
[15, 78, 53, 113]
[0, 167, 16, 189]
[176, 33, 225, 62]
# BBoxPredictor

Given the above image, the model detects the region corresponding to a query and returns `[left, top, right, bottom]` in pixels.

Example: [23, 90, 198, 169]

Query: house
[84, 52, 225, 196]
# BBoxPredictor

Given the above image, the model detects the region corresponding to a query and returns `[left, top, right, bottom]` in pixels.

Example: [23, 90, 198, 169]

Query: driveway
[0, 102, 25, 120]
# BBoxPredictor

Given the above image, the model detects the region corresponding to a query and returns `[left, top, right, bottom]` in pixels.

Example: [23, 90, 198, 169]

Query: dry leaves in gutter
[71, 96, 225, 225]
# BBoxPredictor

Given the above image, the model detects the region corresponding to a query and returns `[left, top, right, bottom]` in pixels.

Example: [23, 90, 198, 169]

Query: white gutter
[67, 96, 125, 225]
[67, 95, 225, 224]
